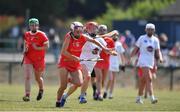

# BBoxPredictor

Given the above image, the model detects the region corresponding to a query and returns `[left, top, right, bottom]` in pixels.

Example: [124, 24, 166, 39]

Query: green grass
[0, 84, 180, 111]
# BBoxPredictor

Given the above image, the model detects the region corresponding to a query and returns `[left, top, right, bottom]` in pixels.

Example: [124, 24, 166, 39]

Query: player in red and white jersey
[130, 23, 163, 104]
[22, 18, 49, 102]
[56, 21, 112, 108]
[94, 24, 115, 101]
[104, 31, 126, 99]
[78, 21, 113, 103]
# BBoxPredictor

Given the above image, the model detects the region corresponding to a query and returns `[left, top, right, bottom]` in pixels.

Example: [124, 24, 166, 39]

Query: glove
[120, 65, 125, 72]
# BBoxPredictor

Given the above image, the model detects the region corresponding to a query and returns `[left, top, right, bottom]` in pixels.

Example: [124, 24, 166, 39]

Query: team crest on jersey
[147, 46, 153, 52]
[144, 40, 147, 43]
[73, 42, 80, 47]
[92, 47, 99, 54]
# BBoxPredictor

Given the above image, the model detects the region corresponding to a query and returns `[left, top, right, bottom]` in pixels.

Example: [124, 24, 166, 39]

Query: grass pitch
[0, 84, 180, 111]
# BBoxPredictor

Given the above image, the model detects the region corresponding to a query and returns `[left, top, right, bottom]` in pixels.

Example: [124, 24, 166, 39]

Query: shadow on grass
[0, 99, 24, 102]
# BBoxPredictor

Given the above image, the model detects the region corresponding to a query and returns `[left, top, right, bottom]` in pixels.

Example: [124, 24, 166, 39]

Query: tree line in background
[0, 0, 176, 30]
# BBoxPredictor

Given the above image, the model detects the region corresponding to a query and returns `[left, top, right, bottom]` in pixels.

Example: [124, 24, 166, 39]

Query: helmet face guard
[98, 25, 107, 35]
[28, 18, 39, 33]
[85, 22, 98, 36]
[29, 18, 39, 26]
[70, 21, 83, 39]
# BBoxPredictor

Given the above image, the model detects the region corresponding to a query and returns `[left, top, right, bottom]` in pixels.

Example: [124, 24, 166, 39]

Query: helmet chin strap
[31, 30, 37, 33]
[147, 33, 153, 37]
[89, 33, 96, 37]
[70, 32, 80, 39]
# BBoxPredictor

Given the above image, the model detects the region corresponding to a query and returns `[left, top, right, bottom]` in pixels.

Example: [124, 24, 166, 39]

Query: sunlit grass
[0, 84, 180, 111]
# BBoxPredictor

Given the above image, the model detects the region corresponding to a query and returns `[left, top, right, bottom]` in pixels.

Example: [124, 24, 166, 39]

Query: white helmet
[70, 21, 83, 32]
[145, 23, 155, 30]
[98, 24, 107, 34]
[84, 21, 98, 34]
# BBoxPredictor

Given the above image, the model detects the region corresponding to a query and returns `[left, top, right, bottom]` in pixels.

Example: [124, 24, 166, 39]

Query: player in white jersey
[79, 22, 106, 103]
[130, 23, 163, 104]
[78, 22, 117, 103]
[103, 31, 125, 99]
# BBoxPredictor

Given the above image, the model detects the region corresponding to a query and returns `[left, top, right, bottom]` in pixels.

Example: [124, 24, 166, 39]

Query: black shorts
[91, 69, 96, 77]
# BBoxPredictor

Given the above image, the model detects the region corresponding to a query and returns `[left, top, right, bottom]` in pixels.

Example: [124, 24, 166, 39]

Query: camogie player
[130, 23, 163, 104]
[94, 24, 115, 101]
[22, 18, 49, 101]
[79, 21, 106, 103]
[56, 21, 113, 108]
[103, 31, 126, 99]
[78, 21, 117, 103]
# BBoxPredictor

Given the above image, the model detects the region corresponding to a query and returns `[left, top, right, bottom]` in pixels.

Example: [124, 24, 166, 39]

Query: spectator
[169, 41, 180, 66]
[49, 28, 61, 62]
[158, 33, 169, 67]
[124, 30, 136, 53]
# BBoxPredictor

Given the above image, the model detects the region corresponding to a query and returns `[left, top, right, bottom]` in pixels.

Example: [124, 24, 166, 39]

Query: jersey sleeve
[155, 37, 160, 49]
[23, 32, 30, 45]
[41, 33, 49, 45]
[116, 42, 125, 53]
[96, 37, 107, 47]
[135, 36, 142, 48]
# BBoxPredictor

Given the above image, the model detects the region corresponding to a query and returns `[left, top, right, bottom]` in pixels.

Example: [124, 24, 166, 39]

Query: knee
[35, 76, 42, 82]
[75, 81, 83, 87]
[147, 76, 152, 82]
[85, 75, 91, 81]
[25, 76, 30, 81]
[35, 76, 39, 82]
[60, 85, 67, 91]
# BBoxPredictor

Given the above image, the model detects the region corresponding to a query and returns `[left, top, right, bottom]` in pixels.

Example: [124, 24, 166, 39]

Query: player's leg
[101, 69, 109, 100]
[103, 71, 111, 99]
[62, 69, 83, 103]
[91, 69, 96, 99]
[33, 61, 45, 101]
[94, 68, 103, 101]
[56, 68, 68, 107]
[34, 69, 44, 101]
[144, 83, 148, 98]
[143, 67, 158, 104]
[108, 71, 117, 99]
[22, 64, 33, 101]
[102, 69, 109, 88]
[136, 68, 146, 104]
[79, 64, 91, 103]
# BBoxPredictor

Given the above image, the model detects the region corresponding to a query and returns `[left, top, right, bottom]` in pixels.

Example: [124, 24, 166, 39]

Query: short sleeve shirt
[136, 34, 160, 68]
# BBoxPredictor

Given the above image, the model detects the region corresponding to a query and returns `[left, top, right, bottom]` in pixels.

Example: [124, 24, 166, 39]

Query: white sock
[63, 93, 68, 99]
[150, 95, 155, 100]
[109, 93, 112, 97]
[80, 93, 86, 98]
[137, 96, 142, 100]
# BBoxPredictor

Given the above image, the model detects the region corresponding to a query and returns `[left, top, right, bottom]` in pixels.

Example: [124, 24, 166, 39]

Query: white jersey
[80, 35, 107, 73]
[136, 34, 160, 69]
[109, 41, 125, 72]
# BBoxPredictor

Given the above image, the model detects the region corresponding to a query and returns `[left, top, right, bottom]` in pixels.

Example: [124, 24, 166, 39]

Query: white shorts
[109, 64, 119, 72]
[81, 61, 97, 74]
[109, 58, 120, 72]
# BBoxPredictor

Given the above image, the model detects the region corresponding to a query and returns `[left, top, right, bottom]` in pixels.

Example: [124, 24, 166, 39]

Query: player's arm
[85, 35, 108, 51]
[129, 46, 139, 64]
[155, 49, 163, 63]
[120, 53, 126, 66]
[130, 46, 139, 58]
[100, 30, 119, 37]
[86, 36, 117, 55]
[32, 41, 49, 50]
[119, 53, 126, 72]
[23, 40, 29, 53]
[61, 36, 79, 61]
[155, 38, 163, 63]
